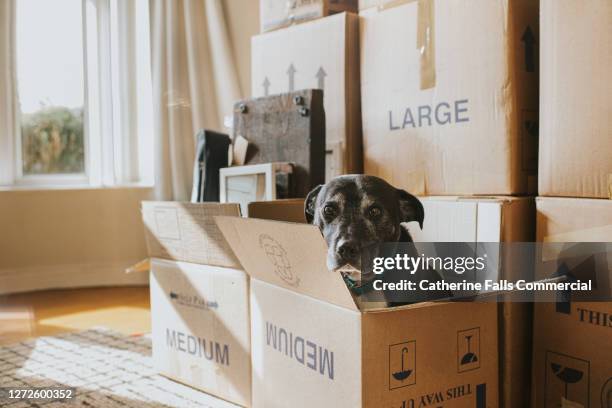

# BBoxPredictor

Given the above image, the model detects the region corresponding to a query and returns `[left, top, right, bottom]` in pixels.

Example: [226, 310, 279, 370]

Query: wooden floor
[0, 287, 151, 345]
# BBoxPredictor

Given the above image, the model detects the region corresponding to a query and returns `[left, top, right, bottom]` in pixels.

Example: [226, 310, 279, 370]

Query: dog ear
[397, 189, 424, 229]
[304, 184, 323, 224]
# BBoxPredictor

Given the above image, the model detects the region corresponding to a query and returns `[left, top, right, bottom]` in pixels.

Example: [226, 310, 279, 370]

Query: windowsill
[0, 182, 154, 193]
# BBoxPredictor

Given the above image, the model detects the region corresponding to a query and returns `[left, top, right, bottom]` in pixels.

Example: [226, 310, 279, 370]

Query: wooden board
[233, 89, 325, 197]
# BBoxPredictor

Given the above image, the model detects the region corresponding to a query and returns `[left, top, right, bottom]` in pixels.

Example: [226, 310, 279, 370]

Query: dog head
[304, 175, 424, 271]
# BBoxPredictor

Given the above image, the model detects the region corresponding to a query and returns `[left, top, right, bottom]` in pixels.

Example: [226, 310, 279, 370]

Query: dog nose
[337, 241, 359, 262]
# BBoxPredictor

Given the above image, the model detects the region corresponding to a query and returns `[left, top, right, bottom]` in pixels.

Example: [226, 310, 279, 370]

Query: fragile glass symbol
[460, 335, 478, 365]
[551, 363, 583, 400]
[392, 347, 413, 381]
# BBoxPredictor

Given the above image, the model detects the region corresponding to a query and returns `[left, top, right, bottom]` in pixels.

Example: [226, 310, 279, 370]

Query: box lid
[215, 216, 358, 311]
[142, 201, 241, 268]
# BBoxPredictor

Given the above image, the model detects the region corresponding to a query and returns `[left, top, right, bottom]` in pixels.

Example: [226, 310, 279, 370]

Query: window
[2, 0, 153, 188]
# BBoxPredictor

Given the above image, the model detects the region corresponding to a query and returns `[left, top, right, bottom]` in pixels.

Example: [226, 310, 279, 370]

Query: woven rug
[0, 328, 238, 407]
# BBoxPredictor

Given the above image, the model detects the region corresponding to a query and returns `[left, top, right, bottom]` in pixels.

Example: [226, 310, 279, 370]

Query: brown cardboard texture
[411, 196, 535, 408]
[538, 0, 612, 198]
[532, 198, 612, 408]
[536, 198, 612, 245]
[150, 259, 251, 407]
[142, 201, 241, 269]
[360, 0, 539, 195]
[142, 202, 251, 406]
[532, 302, 612, 408]
[216, 215, 498, 408]
[248, 199, 306, 224]
[260, 0, 357, 33]
[251, 12, 362, 179]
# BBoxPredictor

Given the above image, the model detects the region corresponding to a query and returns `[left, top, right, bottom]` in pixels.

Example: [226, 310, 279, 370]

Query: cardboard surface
[532, 302, 612, 408]
[215, 216, 358, 311]
[536, 197, 612, 244]
[362, 302, 498, 408]
[150, 259, 251, 407]
[532, 198, 612, 407]
[142, 202, 241, 269]
[360, 0, 539, 195]
[250, 279, 362, 408]
[260, 0, 357, 33]
[538, 0, 612, 198]
[248, 199, 306, 224]
[410, 195, 534, 408]
[251, 12, 362, 179]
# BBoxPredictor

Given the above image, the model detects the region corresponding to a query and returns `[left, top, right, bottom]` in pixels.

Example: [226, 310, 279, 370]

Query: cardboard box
[412, 196, 535, 408]
[216, 215, 499, 408]
[538, 0, 612, 199]
[261, 0, 357, 33]
[251, 12, 362, 180]
[536, 197, 612, 244]
[532, 301, 612, 408]
[248, 199, 306, 224]
[360, 0, 539, 195]
[532, 197, 612, 407]
[142, 202, 251, 407]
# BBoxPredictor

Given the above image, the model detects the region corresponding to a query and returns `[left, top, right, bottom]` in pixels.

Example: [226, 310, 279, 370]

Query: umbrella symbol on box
[392, 347, 413, 381]
[388, 341, 416, 390]
[460, 335, 478, 365]
[551, 363, 584, 400]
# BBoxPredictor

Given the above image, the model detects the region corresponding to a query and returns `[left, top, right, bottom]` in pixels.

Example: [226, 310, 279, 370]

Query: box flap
[248, 199, 306, 223]
[215, 216, 358, 311]
[142, 201, 241, 268]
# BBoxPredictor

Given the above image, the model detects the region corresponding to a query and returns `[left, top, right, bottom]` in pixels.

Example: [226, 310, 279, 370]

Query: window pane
[17, 0, 85, 175]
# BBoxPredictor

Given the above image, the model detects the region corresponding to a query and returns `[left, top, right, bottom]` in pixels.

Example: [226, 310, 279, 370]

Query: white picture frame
[219, 162, 293, 216]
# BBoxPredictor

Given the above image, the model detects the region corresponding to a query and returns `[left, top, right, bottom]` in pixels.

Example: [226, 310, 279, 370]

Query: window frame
[1, 0, 152, 190]
[12, 0, 90, 187]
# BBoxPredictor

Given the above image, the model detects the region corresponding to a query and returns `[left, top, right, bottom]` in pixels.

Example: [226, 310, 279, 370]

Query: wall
[0, 187, 153, 294]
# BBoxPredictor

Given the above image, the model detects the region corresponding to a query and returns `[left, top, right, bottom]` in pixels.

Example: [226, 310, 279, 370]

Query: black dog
[305, 175, 449, 306]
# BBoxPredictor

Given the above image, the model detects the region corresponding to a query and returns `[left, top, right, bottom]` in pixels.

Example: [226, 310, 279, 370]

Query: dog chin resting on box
[305, 175, 450, 309]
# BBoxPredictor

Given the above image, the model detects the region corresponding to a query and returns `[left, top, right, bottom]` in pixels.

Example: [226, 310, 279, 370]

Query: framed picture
[220, 162, 293, 216]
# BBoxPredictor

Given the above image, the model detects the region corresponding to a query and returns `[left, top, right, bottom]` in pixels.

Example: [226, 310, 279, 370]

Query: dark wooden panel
[233, 89, 325, 197]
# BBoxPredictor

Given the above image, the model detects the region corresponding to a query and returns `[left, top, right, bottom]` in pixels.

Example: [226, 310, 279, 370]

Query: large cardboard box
[251, 12, 362, 180]
[216, 215, 499, 408]
[538, 0, 612, 199]
[260, 0, 357, 33]
[360, 0, 539, 195]
[413, 196, 535, 408]
[532, 197, 612, 408]
[142, 202, 251, 407]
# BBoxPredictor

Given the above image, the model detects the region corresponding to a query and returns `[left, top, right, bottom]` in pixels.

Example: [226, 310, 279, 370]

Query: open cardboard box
[215, 214, 499, 408]
[141, 201, 251, 407]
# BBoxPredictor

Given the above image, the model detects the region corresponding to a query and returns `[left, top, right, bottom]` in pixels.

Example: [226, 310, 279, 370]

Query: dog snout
[337, 240, 360, 263]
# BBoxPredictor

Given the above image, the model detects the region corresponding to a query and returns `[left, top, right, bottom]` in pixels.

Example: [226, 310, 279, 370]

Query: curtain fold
[0, 0, 16, 185]
[149, 0, 241, 201]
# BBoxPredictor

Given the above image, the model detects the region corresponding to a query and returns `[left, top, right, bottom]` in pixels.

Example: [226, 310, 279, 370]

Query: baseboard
[0, 261, 149, 295]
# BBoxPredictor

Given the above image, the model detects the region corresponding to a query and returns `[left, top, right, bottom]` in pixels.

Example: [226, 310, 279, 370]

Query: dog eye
[323, 205, 336, 217]
[368, 206, 382, 218]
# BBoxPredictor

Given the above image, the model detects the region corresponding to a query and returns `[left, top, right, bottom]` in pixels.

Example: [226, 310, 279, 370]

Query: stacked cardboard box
[251, 11, 362, 180]
[532, 198, 612, 408]
[359, 0, 539, 196]
[538, 0, 612, 199]
[532, 1, 612, 407]
[359, 1, 540, 407]
[141, 202, 251, 407]
[260, 0, 357, 33]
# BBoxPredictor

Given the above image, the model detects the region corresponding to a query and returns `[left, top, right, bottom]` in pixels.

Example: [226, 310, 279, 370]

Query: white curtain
[149, 0, 241, 201]
[0, 0, 16, 185]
